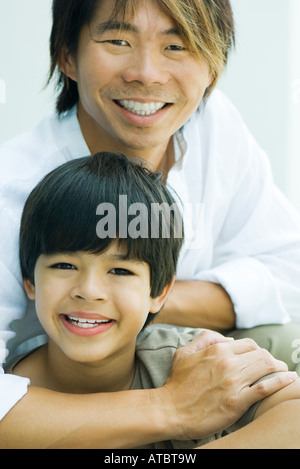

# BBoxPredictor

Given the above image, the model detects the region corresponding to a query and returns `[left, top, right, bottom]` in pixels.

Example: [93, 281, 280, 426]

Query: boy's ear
[149, 276, 175, 314]
[58, 46, 78, 83]
[23, 278, 36, 301]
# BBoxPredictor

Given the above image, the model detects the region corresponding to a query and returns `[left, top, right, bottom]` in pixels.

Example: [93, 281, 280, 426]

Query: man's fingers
[239, 348, 289, 382]
[187, 329, 234, 353]
[244, 371, 298, 406]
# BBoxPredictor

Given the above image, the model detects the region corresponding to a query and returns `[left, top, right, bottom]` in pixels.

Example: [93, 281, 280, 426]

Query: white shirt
[1, 89, 300, 419]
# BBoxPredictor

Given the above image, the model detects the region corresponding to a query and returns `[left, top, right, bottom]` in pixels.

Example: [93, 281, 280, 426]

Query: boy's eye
[109, 268, 133, 276]
[50, 263, 76, 270]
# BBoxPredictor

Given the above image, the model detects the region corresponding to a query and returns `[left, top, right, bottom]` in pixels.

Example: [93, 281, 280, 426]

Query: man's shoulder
[184, 89, 254, 173]
[1, 111, 59, 153]
[0, 112, 59, 179]
[195, 88, 246, 131]
[0, 108, 83, 186]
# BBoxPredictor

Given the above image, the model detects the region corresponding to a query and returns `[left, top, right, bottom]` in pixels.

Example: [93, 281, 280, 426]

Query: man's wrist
[147, 387, 183, 441]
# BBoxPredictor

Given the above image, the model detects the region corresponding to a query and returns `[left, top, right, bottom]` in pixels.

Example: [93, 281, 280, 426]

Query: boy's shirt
[5, 326, 260, 449]
[133, 326, 260, 449]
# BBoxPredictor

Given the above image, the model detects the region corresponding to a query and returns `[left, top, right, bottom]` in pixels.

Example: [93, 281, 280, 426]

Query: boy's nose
[70, 273, 108, 302]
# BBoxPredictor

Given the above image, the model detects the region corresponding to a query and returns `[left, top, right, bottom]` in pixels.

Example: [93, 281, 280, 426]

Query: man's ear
[58, 46, 78, 83]
[149, 275, 175, 314]
[23, 278, 36, 301]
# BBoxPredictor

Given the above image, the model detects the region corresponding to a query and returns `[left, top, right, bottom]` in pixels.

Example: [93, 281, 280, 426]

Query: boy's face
[24, 244, 170, 365]
[61, 0, 212, 158]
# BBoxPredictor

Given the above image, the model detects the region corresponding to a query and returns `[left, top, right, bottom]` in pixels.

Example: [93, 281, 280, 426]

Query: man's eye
[51, 263, 75, 270]
[107, 39, 129, 46]
[166, 44, 185, 51]
[110, 268, 133, 276]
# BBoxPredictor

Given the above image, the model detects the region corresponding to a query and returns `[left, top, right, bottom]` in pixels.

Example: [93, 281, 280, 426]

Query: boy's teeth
[66, 316, 110, 328]
[118, 100, 166, 115]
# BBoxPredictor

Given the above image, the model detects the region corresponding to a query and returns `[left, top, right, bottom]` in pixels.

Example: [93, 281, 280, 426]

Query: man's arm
[0, 331, 294, 448]
[0, 386, 174, 449]
[200, 378, 300, 449]
[153, 280, 236, 330]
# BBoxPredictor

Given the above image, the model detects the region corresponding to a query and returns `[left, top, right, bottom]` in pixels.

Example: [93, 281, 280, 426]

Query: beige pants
[224, 323, 300, 375]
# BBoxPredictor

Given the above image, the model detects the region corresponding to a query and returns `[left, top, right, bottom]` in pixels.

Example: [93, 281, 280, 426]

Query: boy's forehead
[40, 242, 146, 264]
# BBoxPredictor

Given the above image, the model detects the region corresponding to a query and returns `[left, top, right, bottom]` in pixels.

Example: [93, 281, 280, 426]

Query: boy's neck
[30, 340, 137, 394]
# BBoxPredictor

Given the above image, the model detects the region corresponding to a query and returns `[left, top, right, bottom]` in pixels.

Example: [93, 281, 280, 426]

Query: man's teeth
[66, 316, 111, 328]
[118, 100, 166, 115]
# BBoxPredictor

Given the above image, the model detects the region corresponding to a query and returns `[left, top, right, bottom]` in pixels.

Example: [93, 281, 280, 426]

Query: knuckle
[208, 342, 225, 356]
[199, 329, 212, 339]
[224, 394, 238, 409]
[260, 349, 276, 370]
[255, 379, 268, 395]
[242, 337, 258, 349]
[215, 356, 235, 374]
[274, 374, 286, 387]
[223, 374, 238, 388]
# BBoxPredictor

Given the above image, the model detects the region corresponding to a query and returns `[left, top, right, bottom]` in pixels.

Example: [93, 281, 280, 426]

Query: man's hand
[156, 330, 296, 441]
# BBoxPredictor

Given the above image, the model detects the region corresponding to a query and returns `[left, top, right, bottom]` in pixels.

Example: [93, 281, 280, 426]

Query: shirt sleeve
[0, 202, 31, 419]
[194, 112, 300, 328]
[0, 372, 30, 420]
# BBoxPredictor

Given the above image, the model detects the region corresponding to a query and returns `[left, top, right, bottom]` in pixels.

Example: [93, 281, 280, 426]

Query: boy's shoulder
[134, 327, 202, 390]
[136, 326, 201, 351]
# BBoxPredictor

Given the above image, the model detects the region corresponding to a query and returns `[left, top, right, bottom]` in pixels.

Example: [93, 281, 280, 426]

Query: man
[0, 0, 300, 448]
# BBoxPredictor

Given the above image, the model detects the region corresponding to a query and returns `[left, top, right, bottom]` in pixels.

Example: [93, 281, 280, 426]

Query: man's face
[63, 0, 212, 159]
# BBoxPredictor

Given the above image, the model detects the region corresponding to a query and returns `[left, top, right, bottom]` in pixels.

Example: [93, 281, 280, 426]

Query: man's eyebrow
[95, 20, 138, 34]
[95, 20, 180, 37]
[162, 27, 181, 37]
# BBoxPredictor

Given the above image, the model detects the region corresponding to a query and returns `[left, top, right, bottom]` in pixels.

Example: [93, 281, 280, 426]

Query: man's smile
[115, 99, 169, 116]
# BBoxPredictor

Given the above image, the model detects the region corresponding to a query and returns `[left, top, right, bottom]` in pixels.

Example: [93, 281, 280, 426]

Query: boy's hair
[48, 0, 235, 114]
[19, 152, 184, 303]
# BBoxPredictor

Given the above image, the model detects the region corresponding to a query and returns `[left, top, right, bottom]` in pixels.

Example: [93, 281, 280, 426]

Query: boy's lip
[60, 313, 115, 337]
[63, 311, 112, 321]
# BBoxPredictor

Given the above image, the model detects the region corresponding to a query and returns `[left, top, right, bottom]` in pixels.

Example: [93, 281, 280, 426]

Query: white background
[0, 0, 300, 208]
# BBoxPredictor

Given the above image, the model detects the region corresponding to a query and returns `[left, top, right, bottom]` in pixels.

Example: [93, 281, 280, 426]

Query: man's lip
[113, 100, 171, 124]
[113, 96, 171, 103]
[63, 312, 112, 321]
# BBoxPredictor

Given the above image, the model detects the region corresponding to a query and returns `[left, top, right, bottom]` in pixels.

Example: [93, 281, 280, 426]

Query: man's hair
[48, 0, 235, 114]
[19, 153, 184, 305]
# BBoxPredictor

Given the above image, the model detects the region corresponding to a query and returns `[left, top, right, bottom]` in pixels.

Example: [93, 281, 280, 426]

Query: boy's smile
[60, 311, 115, 337]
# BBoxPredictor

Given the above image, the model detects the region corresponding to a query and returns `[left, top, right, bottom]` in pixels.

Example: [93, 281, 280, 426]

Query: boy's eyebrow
[95, 20, 180, 37]
[109, 252, 144, 264]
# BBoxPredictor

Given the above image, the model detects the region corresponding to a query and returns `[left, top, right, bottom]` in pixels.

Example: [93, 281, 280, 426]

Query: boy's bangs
[20, 152, 184, 297]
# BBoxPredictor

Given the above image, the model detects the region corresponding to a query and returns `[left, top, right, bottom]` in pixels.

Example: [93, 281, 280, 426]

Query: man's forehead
[91, 0, 172, 26]
[90, 0, 178, 37]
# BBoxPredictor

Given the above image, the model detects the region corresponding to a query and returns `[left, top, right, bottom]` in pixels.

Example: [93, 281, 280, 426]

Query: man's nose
[121, 48, 170, 87]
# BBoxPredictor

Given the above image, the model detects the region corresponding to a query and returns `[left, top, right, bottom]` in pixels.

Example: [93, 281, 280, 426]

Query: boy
[10, 152, 300, 449]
